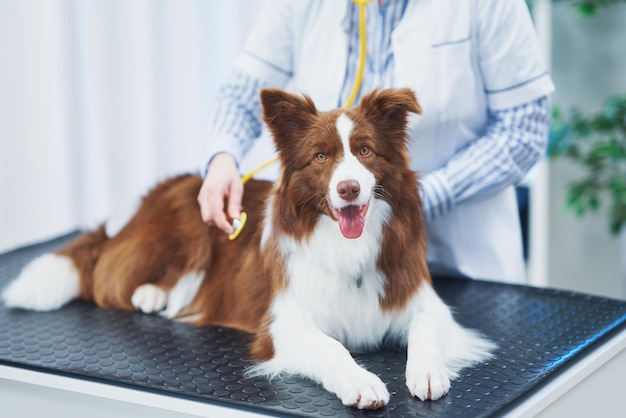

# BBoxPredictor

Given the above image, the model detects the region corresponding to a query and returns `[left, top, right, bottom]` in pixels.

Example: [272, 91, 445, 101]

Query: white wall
[547, 3, 626, 298]
[0, 0, 262, 253]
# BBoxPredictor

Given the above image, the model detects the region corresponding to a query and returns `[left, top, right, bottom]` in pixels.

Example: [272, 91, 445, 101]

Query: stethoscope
[229, 0, 372, 240]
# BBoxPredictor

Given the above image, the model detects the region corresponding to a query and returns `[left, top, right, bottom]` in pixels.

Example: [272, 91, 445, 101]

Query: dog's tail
[2, 226, 108, 311]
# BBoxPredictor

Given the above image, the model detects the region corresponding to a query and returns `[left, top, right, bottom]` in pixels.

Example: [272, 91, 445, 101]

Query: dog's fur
[2, 88, 495, 409]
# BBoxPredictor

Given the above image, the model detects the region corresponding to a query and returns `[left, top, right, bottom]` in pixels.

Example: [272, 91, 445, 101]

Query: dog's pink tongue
[338, 205, 365, 239]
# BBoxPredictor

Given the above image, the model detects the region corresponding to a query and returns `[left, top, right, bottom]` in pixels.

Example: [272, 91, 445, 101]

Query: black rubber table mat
[1, 232, 625, 417]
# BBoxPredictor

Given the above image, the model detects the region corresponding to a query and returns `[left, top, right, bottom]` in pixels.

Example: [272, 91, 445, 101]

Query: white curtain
[0, 0, 262, 252]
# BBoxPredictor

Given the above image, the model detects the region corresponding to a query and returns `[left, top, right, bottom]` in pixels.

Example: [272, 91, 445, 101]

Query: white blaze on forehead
[329, 113, 376, 210]
[336, 113, 354, 154]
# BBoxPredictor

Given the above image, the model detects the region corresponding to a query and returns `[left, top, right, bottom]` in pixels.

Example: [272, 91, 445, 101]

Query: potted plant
[548, 96, 626, 235]
[525, 0, 626, 235]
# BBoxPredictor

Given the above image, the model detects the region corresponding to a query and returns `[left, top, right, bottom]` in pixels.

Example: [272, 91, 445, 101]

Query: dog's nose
[337, 180, 360, 201]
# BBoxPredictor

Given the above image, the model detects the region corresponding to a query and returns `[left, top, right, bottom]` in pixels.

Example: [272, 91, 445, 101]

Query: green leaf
[591, 115, 615, 132]
[603, 95, 626, 120]
[577, 3, 599, 17]
[550, 91, 626, 235]
[611, 178, 626, 192]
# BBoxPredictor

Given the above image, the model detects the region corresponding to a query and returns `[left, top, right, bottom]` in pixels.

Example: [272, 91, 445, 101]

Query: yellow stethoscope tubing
[343, 0, 370, 110]
[229, 0, 371, 240]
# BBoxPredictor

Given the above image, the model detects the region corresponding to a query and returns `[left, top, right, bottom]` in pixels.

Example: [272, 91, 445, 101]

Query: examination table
[1, 232, 624, 417]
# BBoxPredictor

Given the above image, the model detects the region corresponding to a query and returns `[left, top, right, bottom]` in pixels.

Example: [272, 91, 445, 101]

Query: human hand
[197, 153, 243, 234]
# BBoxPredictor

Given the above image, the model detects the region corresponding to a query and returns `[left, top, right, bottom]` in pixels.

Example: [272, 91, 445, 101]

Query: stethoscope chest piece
[228, 212, 248, 241]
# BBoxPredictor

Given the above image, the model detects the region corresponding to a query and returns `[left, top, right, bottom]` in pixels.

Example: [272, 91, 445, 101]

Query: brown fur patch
[57, 226, 108, 302]
[349, 88, 431, 310]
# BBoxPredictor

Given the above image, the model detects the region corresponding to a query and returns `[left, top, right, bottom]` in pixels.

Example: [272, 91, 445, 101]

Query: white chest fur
[271, 198, 411, 350]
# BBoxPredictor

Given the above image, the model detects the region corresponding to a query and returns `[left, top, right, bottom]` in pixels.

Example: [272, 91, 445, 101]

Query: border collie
[3, 88, 495, 409]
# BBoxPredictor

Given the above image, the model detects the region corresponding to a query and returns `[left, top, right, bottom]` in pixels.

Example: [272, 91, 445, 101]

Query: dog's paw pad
[335, 370, 389, 409]
[406, 363, 451, 401]
[131, 284, 168, 313]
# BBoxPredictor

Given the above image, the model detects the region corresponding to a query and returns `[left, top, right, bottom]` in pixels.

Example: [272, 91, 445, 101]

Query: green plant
[549, 95, 626, 234]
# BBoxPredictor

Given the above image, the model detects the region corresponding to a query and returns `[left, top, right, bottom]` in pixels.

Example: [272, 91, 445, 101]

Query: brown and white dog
[2, 88, 494, 409]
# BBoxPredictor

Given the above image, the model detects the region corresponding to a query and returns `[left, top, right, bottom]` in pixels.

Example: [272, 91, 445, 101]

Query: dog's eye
[359, 146, 371, 156]
[316, 153, 327, 162]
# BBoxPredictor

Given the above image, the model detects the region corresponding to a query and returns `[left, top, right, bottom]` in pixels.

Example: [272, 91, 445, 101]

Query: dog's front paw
[131, 284, 168, 313]
[406, 359, 451, 401]
[331, 368, 389, 410]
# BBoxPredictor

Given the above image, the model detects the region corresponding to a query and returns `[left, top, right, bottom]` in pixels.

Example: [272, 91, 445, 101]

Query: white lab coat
[237, 0, 555, 283]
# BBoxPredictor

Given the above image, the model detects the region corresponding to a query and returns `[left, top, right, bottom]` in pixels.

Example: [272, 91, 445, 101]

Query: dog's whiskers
[373, 185, 391, 201]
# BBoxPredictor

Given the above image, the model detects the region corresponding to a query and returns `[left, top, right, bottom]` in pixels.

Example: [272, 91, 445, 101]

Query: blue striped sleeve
[203, 70, 269, 174]
[420, 96, 550, 220]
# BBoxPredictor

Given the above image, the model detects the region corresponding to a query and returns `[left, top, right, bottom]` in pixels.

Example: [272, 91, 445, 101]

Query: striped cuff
[419, 170, 454, 221]
[202, 134, 246, 177]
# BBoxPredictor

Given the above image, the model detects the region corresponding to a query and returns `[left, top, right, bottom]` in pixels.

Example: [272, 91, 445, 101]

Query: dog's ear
[261, 88, 317, 150]
[357, 88, 421, 129]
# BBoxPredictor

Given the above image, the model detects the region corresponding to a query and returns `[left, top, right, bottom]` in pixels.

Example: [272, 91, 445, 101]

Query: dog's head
[261, 88, 422, 240]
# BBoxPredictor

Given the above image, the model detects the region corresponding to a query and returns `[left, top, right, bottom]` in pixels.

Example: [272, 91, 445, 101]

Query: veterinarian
[197, 0, 554, 284]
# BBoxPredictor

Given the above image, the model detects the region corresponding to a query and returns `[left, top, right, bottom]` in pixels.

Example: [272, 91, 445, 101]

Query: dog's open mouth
[330, 201, 370, 239]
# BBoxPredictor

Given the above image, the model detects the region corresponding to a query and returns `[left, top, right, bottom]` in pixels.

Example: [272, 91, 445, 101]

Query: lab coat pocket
[431, 39, 477, 122]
